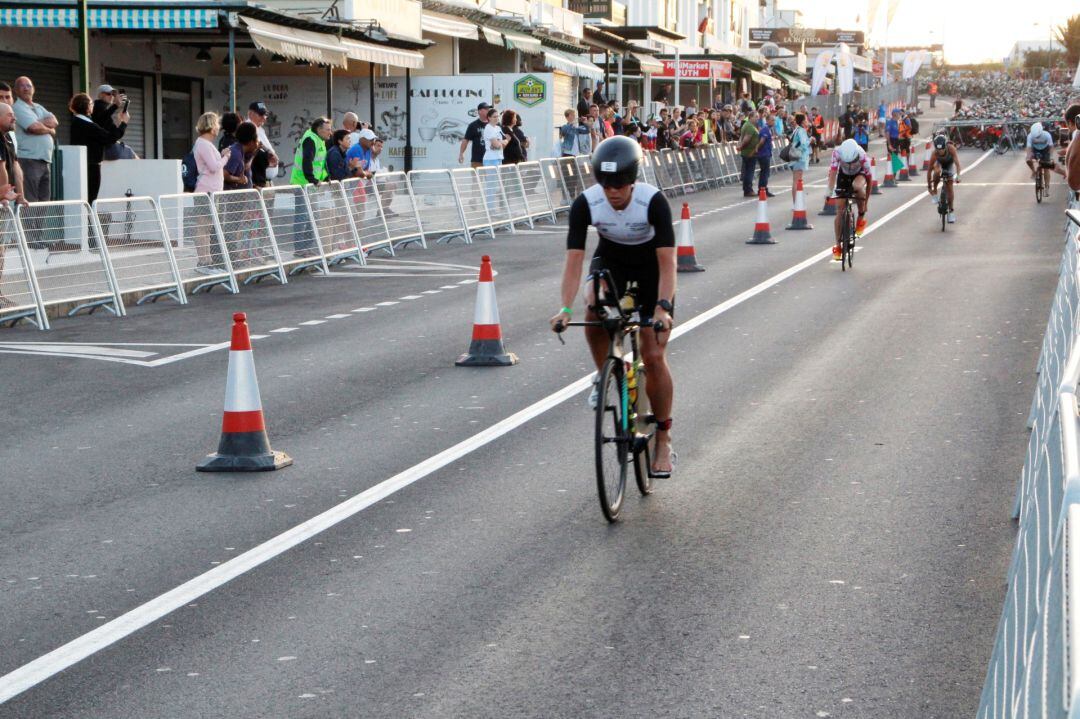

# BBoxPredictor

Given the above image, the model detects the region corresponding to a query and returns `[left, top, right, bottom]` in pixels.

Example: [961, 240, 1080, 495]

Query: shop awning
[632, 52, 664, 74]
[242, 16, 349, 68]
[750, 69, 781, 89]
[421, 10, 478, 40]
[342, 37, 425, 69]
[0, 6, 218, 29]
[772, 67, 811, 93]
[501, 28, 543, 54]
[543, 49, 604, 80]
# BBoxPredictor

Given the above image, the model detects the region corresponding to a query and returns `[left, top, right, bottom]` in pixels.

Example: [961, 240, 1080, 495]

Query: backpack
[908, 116, 920, 134]
[181, 151, 199, 192]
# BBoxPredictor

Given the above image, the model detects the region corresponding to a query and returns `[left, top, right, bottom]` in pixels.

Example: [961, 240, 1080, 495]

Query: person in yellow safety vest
[289, 117, 332, 258]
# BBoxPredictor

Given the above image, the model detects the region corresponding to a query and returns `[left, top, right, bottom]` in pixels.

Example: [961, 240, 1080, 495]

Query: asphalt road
[0, 101, 1070, 718]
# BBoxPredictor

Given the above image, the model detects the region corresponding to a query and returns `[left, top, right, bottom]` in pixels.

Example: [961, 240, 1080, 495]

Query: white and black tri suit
[566, 182, 675, 315]
[935, 149, 956, 178]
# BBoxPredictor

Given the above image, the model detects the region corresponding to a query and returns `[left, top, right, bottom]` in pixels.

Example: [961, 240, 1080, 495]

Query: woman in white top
[481, 108, 505, 166]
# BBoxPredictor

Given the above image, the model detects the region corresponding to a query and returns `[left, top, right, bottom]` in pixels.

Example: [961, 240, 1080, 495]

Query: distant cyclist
[1026, 122, 1066, 196]
[550, 136, 677, 478]
[827, 139, 872, 260]
[926, 134, 961, 223]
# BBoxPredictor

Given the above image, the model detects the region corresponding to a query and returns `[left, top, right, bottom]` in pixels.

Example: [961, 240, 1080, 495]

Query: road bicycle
[1033, 161, 1056, 204]
[834, 189, 857, 271]
[934, 177, 954, 231]
[555, 266, 665, 522]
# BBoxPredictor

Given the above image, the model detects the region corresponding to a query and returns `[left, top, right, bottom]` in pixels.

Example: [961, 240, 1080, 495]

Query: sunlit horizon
[778, 0, 1077, 64]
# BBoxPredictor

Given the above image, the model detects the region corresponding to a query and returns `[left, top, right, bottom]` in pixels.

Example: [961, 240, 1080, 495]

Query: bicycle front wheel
[595, 358, 628, 522]
[840, 208, 851, 271]
[1036, 177, 1043, 204]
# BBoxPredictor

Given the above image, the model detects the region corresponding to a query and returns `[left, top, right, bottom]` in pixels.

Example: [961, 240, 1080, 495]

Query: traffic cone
[456, 255, 518, 367]
[819, 193, 837, 216]
[870, 156, 882, 195]
[786, 178, 813, 230]
[746, 188, 776, 244]
[676, 202, 705, 272]
[921, 141, 932, 171]
[907, 148, 919, 177]
[197, 313, 292, 472]
[882, 155, 898, 188]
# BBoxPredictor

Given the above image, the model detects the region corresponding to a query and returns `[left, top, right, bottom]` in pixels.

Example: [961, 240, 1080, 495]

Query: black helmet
[933, 134, 947, 150]
[592, 136, 642, 188]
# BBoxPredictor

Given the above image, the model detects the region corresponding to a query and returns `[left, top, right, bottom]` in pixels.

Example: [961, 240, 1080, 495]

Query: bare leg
[640, 327, 674, 473]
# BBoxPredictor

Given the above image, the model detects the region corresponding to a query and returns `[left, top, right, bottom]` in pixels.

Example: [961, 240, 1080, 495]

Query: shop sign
[513, 75, 547, 107]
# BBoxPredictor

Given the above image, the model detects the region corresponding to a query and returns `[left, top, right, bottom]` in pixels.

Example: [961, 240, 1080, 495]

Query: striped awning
[749, 69, 781, 90]
[0, 7, 218, 29]
[543, 49, 604, 81]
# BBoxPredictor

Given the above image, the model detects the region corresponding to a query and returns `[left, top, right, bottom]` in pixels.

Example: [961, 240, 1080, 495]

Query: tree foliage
[1055, 14, 1080, 67]
[1023, 49, 1066, 70]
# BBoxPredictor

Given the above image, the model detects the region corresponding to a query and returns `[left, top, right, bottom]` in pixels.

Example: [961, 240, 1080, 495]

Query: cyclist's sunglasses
[598, 178, 634, 189]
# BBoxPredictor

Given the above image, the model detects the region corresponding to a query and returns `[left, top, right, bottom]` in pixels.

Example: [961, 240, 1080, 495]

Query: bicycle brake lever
[553, 322, 567, 344]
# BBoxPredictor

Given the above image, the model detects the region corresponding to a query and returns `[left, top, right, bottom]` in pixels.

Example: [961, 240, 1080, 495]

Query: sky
[779, 0, 1077, 64]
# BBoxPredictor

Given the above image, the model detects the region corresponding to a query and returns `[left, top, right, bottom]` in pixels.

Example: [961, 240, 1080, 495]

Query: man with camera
[91, 84, 132, 160]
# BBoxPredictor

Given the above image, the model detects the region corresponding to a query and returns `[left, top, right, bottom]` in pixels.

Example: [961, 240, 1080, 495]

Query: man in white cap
[342, 112, 361, 147]
[91, 83, 129, 157]
[345, 128, 377, 181]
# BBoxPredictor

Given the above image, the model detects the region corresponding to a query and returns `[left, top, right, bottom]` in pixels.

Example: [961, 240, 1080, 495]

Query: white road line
[398, 295, 422, 300]
[325, 314, 351, 320]
[439, 285, 460, 290]
[270, 328, 298, 334]
[421, 290, 442, 295]
[376, 301, 399, 307]
[351, 307, 377, 313]
[0, 149, 995, 706]
[458, 279, 477, 285]
[299, 320, 327, 326]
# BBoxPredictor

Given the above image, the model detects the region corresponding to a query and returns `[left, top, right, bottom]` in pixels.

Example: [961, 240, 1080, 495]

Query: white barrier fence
[0, 146, 787, 330]
[978, 202, 1080, 719]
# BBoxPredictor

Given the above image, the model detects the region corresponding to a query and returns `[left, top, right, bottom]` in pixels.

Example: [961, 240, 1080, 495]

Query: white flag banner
[867, 0, 883, 31]
[886, 0, 901, 26]
[811, 50, 834, 97]
[837, 43, 855, 95]
[902, 50, 927, 80]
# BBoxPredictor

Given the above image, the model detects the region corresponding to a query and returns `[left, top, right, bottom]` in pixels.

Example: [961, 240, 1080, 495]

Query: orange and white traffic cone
[819, 193, 837, 216]
[456, 255, 518, 367]
[921, 141, 932, 171]
[676, 202, 705, 272]
[197, 313, 292, 472]
[907, 147, 919, 177]
[786, 178, 813, 230]
[747, 188, 776, 244]
[882, 154, 898, 188]
[870, 156, 882, 195]
[897, 151, 910, 181]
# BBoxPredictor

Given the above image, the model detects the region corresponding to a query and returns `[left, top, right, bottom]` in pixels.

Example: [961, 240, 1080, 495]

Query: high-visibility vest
[290, 128, 328, 185]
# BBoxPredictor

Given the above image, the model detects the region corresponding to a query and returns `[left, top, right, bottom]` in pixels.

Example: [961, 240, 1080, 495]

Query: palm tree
[1055, 14, 1080, 67]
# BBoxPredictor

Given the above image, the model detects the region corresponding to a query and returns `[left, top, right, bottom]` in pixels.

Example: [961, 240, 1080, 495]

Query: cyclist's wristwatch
[656, 299, 674, 313]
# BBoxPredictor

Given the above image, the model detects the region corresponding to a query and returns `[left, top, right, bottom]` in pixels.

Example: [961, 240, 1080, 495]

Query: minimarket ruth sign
[655, 59, 732, 80]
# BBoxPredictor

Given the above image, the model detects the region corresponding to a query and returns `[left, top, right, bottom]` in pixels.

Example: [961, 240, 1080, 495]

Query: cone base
[786, 220, 814, 230]
[908, 168, 919, 176]
[818, 208, 837, 216]
[197, 450, 293, 472]
[456, 352, 519, 367]
[882, 180, 898, 188]
[677, 264, 706, 272]
[871, 186, 882, 195]
[746, 232, 777, 244]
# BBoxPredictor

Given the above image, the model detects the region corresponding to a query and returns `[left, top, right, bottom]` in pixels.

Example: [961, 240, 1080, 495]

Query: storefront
[651, 57, 733, 110]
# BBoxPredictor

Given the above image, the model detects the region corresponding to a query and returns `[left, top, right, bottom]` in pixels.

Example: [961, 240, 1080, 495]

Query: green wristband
[560, 307, 572, 315]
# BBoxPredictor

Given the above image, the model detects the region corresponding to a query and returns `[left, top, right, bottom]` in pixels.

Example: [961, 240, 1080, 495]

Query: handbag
[784, 131, 803, 161]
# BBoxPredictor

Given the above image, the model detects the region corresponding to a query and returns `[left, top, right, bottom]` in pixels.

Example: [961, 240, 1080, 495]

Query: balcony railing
[567, 0, 626, 26]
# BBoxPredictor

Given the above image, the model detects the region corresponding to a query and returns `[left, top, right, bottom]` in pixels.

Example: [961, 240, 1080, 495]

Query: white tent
[1073, 58, 1080, 88]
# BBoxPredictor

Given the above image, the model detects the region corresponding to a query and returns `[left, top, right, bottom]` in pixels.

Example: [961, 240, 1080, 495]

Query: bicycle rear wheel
[632, 363, 654, 496]
[595, 358, 628, 521]
[846, 220, 855, 269]
[840, 206, 851, 271]
[1036, 176, 1042, 204]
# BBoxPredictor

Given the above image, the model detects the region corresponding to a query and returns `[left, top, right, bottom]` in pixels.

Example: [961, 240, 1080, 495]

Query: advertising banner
[409, 75, 493, 171]
[493, 73, 556, 160]
[656, 60, 733, 81]
[749, 28, 864, 47]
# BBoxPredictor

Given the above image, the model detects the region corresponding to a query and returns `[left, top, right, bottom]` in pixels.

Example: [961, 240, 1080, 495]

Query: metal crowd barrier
[16, 200, 125, 316]
[978, 202, 1080, 719]
[157, 192, 237, 295]
[516, 161, 557, 224]
[538, 158, 571, 215]
[476, 166, 515, 235]
[409, 169, 470, 245]
[261, 186, 329, 277]
[213, 189, 286, 286]
[497, 164, 534, 230]
[0, 204, 48, 329]
[93, 196, 186, 306]
[6, 144, 764, 330]
[306, 182, 364, 266]
[450, 168, 494, 241]
[375, 171, 425, 250]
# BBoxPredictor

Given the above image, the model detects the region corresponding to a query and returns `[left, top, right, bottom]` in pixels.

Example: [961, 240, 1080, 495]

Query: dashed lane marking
[376, 301, 399, 306]
[351, 307, 377, 313]
[398, 295, 423, 300]
[325, 314, 351, 319]
[299, 320, 327, 326]
[270, 328, 298, 334]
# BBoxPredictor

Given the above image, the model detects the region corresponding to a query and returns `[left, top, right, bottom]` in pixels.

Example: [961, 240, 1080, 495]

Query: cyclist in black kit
[549, 136, 677, 477]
